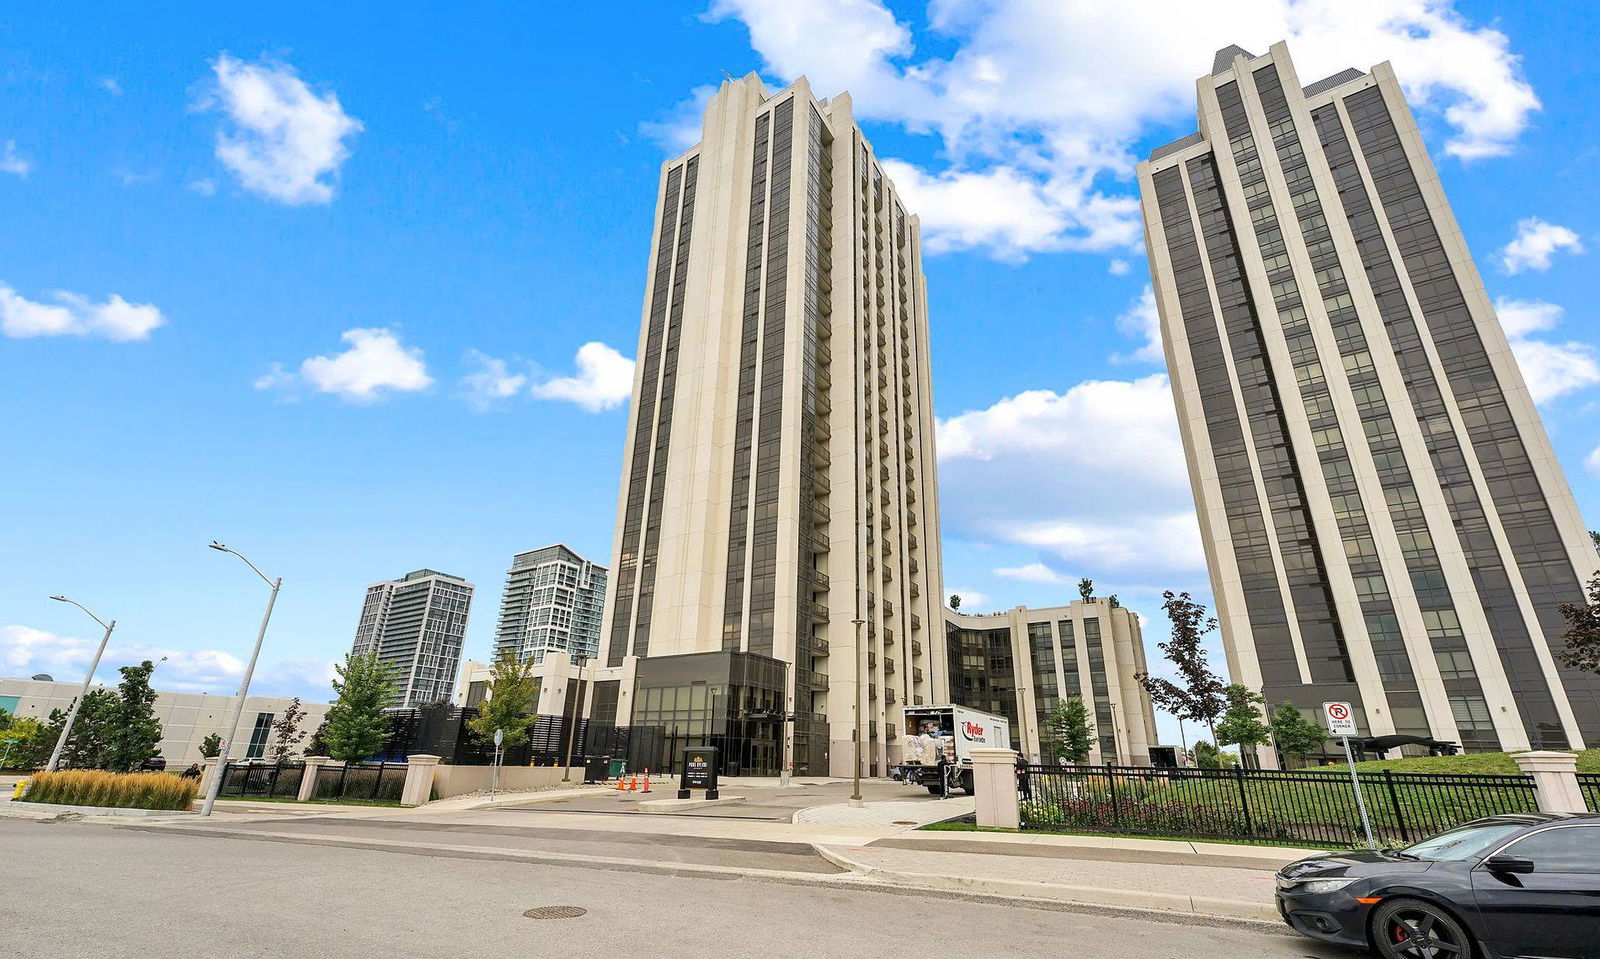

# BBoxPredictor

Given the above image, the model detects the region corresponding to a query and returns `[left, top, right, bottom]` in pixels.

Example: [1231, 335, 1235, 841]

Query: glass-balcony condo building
[1140, 42, 1600, 752]
[595, 73, 946, 777]
[493, 544, 608, 665]
[351, 569, 474, 709]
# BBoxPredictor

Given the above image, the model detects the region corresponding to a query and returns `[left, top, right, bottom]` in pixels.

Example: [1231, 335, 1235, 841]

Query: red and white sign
[1322, 701, 1357, 737]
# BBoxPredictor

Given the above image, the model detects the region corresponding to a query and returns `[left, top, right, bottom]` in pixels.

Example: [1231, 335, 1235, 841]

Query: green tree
[468, 650, 540, 749]
[269, 697, 308, 761]
[1077, 578, 1094, 601]
[948, 594, 961, 611]
[1044, 696, 1096, 763]
[323, 652, 398, 763]
[304, 718, 331, 757]
[101, 660, 164, 772]
[198, 732, 223, 759]
[1136, 591, 1228, 745]
[1557, 570, 1600, 673]
[1215, 684, 1272, 767]
[1269, 702, 1328, 765]
[47, 690, 118, 769]
[1192, 740, 1235, 769]
[0, 710, 52, 769]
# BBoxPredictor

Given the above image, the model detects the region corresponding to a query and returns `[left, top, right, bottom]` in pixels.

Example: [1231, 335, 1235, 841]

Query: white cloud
[937, 374, 1203, 580]
[1, 624, 335, 699]
[257, 327, 433, 403]
[459, 350, 529, 411]
[706, 0, 1539, 259]
[100, 77, 123, 96]
[202, 54, 362, 205]
[640, 84, 718, 153]
[1111, 285, 1162, 365]
[1588, 444, 1600, 478]
[531, 341, 636, 412]
[995, 562, 1069, 584]
[1500, 217, 1584, 274]
[1, 140, 31, 178]
[945, 588, 990, 610]
[0, 282, 165, 341]
[1108, 258, 1131, 276]
[188, 178, 217, 196]
[1494, 297, 1600, 405]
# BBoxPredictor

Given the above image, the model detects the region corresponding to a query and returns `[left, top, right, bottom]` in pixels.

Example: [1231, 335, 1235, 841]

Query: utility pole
[199, 542, 280, 817]
[850, 617, 866, 806]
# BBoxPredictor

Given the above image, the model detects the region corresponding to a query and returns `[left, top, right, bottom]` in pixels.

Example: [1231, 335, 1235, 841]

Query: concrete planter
[6, 800, 197, 818]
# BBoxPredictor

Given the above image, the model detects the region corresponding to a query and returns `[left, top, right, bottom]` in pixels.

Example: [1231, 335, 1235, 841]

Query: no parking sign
[1322, 701, 1357, 737]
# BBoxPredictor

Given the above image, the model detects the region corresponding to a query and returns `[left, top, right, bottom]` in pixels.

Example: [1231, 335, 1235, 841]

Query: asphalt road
[1, 818, 1362, 959]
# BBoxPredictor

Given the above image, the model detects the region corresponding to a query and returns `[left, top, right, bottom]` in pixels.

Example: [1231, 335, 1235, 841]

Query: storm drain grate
[524, 906, 588, 920]
[890, 820, 918, 826]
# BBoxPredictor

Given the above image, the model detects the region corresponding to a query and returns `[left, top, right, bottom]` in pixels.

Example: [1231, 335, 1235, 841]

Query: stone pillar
[400, 755, 442, 807]
[1512, 751, 1589, 814]
[199, 757, 222, 798]
[298, 756, 333, 802]
[971, 748, 1021, 829]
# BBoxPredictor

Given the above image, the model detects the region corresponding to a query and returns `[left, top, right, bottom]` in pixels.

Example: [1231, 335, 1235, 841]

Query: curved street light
[198, 541, 282, 817]
[44, 595, 116, 772]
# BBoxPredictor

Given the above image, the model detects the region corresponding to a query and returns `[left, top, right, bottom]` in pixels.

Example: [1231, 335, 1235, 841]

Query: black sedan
[1275, 813, 1600, 958]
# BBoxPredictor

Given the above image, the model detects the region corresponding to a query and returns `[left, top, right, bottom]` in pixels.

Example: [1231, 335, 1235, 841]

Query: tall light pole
[850, 617, 866, 806]
[199, 541, 281, 817]
[45, 595, 116, 772]
[562, 654, 588, 782]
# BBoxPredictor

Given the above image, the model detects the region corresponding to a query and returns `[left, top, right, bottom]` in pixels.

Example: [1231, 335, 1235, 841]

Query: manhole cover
[890, 820, 918, 826]
[524, 906, 587, 920]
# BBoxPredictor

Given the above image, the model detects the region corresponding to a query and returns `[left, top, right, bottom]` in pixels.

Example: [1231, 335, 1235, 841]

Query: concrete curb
[0, 801, 195, 820]
[811, 843, 1279, 923]
[885, 830, 1313, 868]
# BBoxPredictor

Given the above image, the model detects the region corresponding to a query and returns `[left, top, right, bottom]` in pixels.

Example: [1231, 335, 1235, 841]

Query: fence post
[298, 756, 332, 802]
[970, 748, 1021, 829]
[1512, 751, 1590, 813]
[1384, 770, 1409, 842]
[401, 755, 441, 807]
[1234, 767, 1253, 836]
[199, 757, 222, 799]
[1106, 763, 1119, 823]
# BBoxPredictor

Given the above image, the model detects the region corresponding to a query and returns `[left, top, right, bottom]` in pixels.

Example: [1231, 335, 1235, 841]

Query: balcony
[913, 667, 924, 683]
[812, 530, 830, 552]
[910, 613, 921, 630]
[884, 600, 895, 617]
[911, 640, 923, 657]
[884, 657, 896, 675]
[806, 568, 830, 591]
[908, 557, 919, 573]
[909, 580, 920, 598]
[806, 602, 830, 624]
[907, 533, 919, 550]
[812, 444, 831, 469]
[812, 500, 830, 525]
[886, 687, 896, 704]
[869, 684, 878, 701]
[812, 636, 829, 655]
[868, 651, 877, 668]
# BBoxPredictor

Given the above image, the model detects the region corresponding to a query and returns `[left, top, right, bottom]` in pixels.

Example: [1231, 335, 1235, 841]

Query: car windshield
[1402, 822, 1526, 861]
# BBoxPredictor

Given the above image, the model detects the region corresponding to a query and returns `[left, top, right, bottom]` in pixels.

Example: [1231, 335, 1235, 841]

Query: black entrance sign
[677, 746, 719, 800]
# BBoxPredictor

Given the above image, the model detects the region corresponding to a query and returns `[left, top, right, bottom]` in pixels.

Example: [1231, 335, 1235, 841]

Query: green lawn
[1314, 749, 1600, 776]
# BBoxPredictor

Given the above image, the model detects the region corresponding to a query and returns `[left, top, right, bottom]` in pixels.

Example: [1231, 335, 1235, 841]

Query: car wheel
[1371, 898, 1473, 959]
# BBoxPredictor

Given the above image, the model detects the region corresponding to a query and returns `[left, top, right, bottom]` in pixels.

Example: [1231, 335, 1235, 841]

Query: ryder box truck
[898, 704, 1012, 795]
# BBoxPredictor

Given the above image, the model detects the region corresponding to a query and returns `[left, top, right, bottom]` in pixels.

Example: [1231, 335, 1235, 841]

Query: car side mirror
[1484, 855, 1535, 875]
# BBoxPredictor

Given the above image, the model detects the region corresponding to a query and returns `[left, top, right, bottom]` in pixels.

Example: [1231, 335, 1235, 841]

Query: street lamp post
[779, 659, 793, 788]
[562, 654, 588, 782]
[851, 617, 866, 806]
[199, 542, 281, 817]
[45, 595, 116, 772]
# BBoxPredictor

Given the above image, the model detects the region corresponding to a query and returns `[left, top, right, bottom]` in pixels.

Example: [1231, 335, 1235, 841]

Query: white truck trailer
[899, 704, 1013, 795]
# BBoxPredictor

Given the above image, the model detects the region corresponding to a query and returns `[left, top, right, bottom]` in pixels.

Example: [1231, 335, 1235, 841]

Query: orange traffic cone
[627, 776, 638, 791]
[615, 776, 626, 792]
[642, 770, 652, 793]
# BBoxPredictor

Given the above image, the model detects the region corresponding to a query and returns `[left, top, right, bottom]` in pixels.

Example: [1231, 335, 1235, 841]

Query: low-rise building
[0, 675, 331, 766]
[944, 599, 1161, 765]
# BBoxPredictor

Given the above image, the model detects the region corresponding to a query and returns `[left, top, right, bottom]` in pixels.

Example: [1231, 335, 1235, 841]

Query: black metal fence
[312, 762, 407, 803]
[1021, 764, 1539, 847]
[376, 704, 667, 774]
[219, 761, 304, 799]
[1579, 774, 1600, 814]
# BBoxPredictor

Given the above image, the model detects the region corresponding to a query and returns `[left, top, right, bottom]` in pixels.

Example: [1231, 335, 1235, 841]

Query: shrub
[18, 770, 198, 811]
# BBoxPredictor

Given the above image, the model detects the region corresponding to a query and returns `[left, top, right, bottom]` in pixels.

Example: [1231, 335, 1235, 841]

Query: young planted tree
[1269, 702, 1328, 766]
[101, 661, 164, 772]
[1192, 740, 1235, 769]
[468, 650, 541, 750]
[304, 718, 331, 757]
[269, 697, 308, 762]
[1136, 591, 1228, 745]
[1077, 578, 1094, 601]
[198, 732, 223, 759]
[1215, 684, 1272, 768]
[323, 653, 399, 763]
[948, 594, 962, 611]
[1557, 570, 1600, 673]
[1044, 696, 1096, 763]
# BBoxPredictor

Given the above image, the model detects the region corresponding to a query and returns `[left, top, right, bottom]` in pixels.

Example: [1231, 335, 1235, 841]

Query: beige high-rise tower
[593, 74, 946, 777]
[1140, 42, 1600, 755]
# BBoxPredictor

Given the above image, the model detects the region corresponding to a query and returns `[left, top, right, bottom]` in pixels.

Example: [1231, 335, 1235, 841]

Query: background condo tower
[351, 569, 474, 709]
[1140, 42, 1600, 755]
[595, 73, 946, 777]
[493, 544, 608, 665]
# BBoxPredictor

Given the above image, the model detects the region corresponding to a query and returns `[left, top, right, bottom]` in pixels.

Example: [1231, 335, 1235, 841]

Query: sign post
[678, 746, 720, 801]
[491, 727, 505, 800]
[1323, 702, 1375, 848]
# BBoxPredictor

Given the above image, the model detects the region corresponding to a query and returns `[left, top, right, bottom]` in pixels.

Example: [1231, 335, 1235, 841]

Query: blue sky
[4, 4, 1598, 748]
